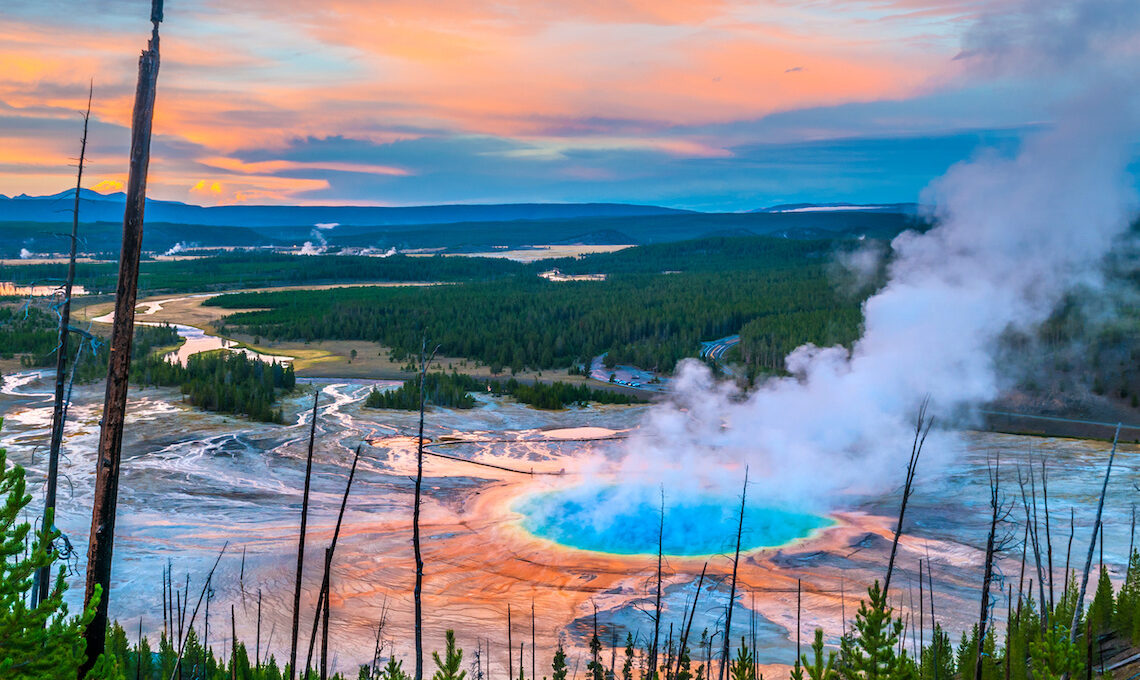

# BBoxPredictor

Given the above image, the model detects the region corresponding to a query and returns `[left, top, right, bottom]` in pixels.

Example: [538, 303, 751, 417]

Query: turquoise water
[515, 484, 832, 556]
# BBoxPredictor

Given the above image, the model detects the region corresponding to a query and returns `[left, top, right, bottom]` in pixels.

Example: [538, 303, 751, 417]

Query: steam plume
[619, 0, 1140, 506]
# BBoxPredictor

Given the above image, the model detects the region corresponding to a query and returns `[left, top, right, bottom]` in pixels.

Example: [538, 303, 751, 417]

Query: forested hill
[0, 205, 919, 258]
[208, 236, 872, 375]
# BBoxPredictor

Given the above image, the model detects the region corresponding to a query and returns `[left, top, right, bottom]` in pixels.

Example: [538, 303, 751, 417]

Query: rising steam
[617, 0, 1140, 507]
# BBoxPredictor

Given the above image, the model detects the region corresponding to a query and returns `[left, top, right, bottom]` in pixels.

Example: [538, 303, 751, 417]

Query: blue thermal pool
[513, 485, 832, 556]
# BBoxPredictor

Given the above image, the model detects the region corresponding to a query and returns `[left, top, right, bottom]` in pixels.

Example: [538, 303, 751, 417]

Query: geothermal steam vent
[515, 485, 831, 556]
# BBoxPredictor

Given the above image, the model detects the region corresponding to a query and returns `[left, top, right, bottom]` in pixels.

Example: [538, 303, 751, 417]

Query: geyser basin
[515, 485, 832, 556]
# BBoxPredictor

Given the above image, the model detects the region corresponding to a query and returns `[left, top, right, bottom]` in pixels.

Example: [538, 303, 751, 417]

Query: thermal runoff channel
[515, 484, 832, 556]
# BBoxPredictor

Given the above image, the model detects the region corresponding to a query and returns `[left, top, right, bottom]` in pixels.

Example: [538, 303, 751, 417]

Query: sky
[0, 0, 1134, 211]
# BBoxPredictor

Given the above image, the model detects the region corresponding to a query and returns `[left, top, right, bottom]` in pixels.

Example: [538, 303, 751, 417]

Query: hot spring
[514, 484, 832, 556]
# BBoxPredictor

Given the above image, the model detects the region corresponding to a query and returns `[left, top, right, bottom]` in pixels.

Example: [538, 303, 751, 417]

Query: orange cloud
[91, 179, 125, 193]
[0, 0, 970, 203]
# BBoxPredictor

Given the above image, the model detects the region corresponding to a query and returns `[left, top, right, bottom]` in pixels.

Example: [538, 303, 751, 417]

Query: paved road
[699, 334, 740, 361]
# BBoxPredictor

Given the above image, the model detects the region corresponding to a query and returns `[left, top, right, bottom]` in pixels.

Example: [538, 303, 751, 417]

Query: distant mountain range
[0, 188, 691, 227]
[0, 189, 926, 258]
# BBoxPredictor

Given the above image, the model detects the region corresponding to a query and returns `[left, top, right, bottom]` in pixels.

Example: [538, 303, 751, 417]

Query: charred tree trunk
[1070, 424, 1122, 643]
[975, 457, 1002, 680]
[650, 487, 664, 679]
[1042, 460, 1054, 612]
[304, 445, 363, 674]
[718, 468, 748, 680]
[508, 604, 514, 680]
[414, 340, 438, 680]
[80, 5, 163, 675]
[290, 391, 320, 679]
[34, 83, 92, 608]
[321, 547, 331, 680]
[884, 398, 933, 597]
[678, 562, 707, 670]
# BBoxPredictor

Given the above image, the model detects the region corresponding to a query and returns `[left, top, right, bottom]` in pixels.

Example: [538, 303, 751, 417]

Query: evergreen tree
[0, 421, 99, 679]
[1027, 624, 1082, 680]
[588, 624, 605, 680]
[837, 581, 903, 680]
[623, 633, 635, 680]
[729, 639, 755, 680]
[553, 643, 569, 680]
[432, 630, 467, 680]
[1087, 567, 1115, 636]
[381, 657, 409, 680]
[802, 629, 837, 680]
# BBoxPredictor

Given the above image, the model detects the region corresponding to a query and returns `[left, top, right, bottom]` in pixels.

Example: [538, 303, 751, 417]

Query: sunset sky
[0, 0, 1131, 210]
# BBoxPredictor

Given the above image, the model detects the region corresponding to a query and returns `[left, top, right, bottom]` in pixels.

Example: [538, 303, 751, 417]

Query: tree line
[364, 372, 645, 411]
[134, 350, 296, 424]
[208, 237, 868, 375]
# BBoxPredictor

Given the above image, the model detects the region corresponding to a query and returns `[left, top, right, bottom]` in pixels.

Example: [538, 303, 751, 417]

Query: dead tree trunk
[34, 82, 92, 608]
[304, 445, 363, 674]
[508, 604, 514, 680]
[678, 562, 707, 668]
[290, 391, 320, 679]
[231, 604, 238, 680]
[918, 560, 924, 661]
[650, 487, 664, 679]
[1042, 460, 1054, 612]
[80, 4, 163, 675]
[975, 456, 1003, 680]
[718, 468, 748, 680]
[531, 600, 537, 680]
[414, 340, 439, 680]
[1069, 424, 1122, 643]
[884, 398, 933, 597]
[321, 547, 332, 680]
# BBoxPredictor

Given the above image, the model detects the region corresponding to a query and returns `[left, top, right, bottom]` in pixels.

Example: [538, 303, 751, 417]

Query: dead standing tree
[883, 398, 934, 598]
[80, 2, 164, 675]
[718, 467, 749, 680]
[975, 454, 1015, 680]
[414, 339, 440, 680]
[649, 487, 664, 679]
[33, 81, 93, 608]
[1069, 424, 1122, 643]
[290, 391, 320, 679]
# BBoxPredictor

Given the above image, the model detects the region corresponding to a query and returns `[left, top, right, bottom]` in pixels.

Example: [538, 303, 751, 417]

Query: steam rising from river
[619, 0, 1140, 508]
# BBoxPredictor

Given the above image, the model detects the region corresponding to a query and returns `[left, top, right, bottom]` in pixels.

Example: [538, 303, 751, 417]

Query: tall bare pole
[975, 456, 1003, 680]
[531, 600, 537, 680]
[650, 487, 664, 679]
[414, 339, 439, 680]
[677, 562, 707, 668]
[884, 398, 932, 597]
[80, 3, 163, 675]
[1041, 460, 1055, 612]
[718, 467, 749, 680]
[305, 445, 365, 674]
[34, 82, 93, 608]
[508, 604, 514, 680]
[1069, 424, 1122, 643]
[290, 391, 320, 679]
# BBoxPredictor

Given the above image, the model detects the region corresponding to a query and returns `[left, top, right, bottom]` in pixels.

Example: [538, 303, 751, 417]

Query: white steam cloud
[164, 241, 195, 256]
[616, 0, 1140, 508]
[19, 247, 33, 259]
[298, 229, 328, 256]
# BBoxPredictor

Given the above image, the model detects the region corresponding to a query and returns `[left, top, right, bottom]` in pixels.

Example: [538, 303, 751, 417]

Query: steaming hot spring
[514, 484, 832, 556]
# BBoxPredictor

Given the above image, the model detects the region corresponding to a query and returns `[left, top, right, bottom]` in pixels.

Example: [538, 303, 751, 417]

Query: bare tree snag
[884, 398, 933, 597]
[678, 562, 707, 669]
[1069, 424, 1122, 643]
[290, 390, 320, 679]
[80, 4, 163, 675]
[414, 339, 439, 680]
[650, 487, 664, 679]
[718, 467, 748, 680]
[34, 82, 92, 608]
